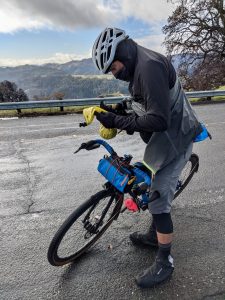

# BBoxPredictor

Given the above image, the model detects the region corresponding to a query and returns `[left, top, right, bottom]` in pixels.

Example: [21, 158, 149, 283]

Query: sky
[0, 0, 175, 67]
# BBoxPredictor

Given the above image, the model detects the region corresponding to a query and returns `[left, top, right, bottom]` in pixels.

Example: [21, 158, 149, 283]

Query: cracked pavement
[0, 104, 225, 300]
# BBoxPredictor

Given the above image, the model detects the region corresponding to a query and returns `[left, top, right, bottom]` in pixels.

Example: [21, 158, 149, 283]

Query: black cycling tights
[152, 213, 173, 234]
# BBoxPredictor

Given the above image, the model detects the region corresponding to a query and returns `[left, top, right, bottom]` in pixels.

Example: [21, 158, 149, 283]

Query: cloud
[0, 0, 173, 66]
[104, 0, 174, 54]
[105, 0, 174, 22]
[122, 0, 174, 22]
[0, 52, 90, 67]
[0, 0, 175, 33]
[0, 0, 113, 33]
[135, 34, 166, 54]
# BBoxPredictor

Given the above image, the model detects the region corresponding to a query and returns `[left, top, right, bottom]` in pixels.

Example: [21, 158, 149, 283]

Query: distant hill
[0, 58, 100, 80]
[0, 55, 186, 100]
[0, 58, 130, 99]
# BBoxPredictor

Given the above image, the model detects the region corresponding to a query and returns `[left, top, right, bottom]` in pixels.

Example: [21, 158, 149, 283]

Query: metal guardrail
[186, 90, 225, 98]
[0, 97, 123, 111]
[0, 90, 225, 111]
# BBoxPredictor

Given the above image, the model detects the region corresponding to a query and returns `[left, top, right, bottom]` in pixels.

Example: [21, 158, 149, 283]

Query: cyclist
[92, 27, 202, 288]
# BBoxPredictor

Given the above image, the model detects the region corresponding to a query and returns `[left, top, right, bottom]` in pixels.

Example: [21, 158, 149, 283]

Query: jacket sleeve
[113, 60, 171, 133]
[113, 113, 167, 132]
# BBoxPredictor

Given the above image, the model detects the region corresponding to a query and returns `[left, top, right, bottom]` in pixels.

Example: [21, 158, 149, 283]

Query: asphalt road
[0, 104, 225, 300]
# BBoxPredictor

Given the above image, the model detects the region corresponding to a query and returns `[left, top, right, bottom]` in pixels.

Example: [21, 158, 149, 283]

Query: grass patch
[0, 110, 19, 117]
[0, 106, 88, 118]
[190, 96, 225, 103]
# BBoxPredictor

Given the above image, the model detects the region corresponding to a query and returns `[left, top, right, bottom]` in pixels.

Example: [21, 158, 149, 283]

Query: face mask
[114, 66, 131, 82]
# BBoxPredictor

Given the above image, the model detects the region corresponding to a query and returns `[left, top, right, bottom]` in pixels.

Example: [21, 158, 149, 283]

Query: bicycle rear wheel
[174, 153, 199, 199]
[47, 189, 123, 266]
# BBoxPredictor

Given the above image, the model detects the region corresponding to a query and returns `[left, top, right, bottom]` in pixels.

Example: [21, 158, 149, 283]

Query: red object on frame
[124, 198, 139, 212]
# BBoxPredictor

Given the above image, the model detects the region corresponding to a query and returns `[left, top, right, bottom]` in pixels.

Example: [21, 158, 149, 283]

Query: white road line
[0, 117, 19, 120]
[0, 122, 81, 129]
[206, 121, 225, 125]
[21, 126, 79, 132]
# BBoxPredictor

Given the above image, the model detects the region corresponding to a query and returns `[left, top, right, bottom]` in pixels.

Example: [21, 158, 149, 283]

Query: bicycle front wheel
[174, 153, 199, 199]
[47, 189, 122, 266]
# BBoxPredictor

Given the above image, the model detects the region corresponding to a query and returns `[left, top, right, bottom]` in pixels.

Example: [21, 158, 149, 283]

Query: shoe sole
[135, 273, 173, 289]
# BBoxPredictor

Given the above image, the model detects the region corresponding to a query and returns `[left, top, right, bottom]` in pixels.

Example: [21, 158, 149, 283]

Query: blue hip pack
[97, 156, 132, 193]
[193, 123, 212, 143]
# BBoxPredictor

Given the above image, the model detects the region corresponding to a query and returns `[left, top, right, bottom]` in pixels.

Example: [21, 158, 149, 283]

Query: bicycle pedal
[124, 198, 139, 212]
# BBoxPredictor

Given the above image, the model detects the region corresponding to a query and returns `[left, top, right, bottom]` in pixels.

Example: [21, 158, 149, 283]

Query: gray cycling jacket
[113, 44, 202, 174]
[142, 79, 202, 174]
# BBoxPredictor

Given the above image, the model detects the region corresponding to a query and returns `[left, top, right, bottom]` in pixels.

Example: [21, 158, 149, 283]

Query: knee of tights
[152, 213, 173, 234]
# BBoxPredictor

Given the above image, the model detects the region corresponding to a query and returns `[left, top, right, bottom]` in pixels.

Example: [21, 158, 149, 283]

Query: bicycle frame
[47, 139, 199, 267]
[75, 139, 153, 210]
[74, 139, 199, 212]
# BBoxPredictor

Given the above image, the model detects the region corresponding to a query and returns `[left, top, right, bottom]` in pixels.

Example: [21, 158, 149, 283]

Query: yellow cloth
[83, 106, 117, 140]
[99, 124, 117, 140]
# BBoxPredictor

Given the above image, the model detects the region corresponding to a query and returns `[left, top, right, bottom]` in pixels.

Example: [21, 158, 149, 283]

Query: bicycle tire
[47, 189, 122, 266]
[174, 153, 199, 199]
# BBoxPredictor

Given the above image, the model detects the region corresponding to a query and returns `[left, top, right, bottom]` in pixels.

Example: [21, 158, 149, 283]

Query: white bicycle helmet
[92, 27, 128, 74]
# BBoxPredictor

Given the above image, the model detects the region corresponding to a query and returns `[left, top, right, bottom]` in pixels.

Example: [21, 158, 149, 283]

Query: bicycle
[47, 139, 199, 266]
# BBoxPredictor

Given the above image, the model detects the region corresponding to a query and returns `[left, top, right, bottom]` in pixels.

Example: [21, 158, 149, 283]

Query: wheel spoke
[47, 190, 122, 265]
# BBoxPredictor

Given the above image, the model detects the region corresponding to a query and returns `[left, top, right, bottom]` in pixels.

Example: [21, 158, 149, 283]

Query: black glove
[95, 112, 116, 128]
[100, 101, 116, 113]
[126, 129, 134, 135]
[100, 101, 127, 115]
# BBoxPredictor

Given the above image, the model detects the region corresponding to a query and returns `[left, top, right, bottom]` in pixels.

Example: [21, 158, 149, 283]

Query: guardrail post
[60, 106, 64, 112]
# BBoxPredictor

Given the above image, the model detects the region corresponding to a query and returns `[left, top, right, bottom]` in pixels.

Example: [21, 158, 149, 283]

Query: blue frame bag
[98, 156, 132, 193]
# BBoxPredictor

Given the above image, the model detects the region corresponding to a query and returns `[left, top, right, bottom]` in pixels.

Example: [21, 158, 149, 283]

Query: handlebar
[74, 139, 151, 189]
[74, 139, 117, 156]
[94, 139, 117, 155]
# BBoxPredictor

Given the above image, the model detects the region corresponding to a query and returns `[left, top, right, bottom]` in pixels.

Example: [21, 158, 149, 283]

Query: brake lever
[79, 122, 87, 127]
[74, 141, 100, 154]
[86, 144, 101, 151]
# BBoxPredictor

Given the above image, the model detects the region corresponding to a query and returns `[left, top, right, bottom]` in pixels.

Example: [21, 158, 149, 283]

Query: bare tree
[178, 56, 225, 90]
[164, 0, 225, 90]
[0, 80, 29, 102]
[164, 0, 225, 62]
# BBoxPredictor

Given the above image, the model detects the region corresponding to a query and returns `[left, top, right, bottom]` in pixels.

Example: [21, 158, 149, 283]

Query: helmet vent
[102, 31, 107, 43]
[107, 45, 112, 60]
[100, 53, 104, 70]
[95, 60, 99, 70]
[96, 36, 100, 49]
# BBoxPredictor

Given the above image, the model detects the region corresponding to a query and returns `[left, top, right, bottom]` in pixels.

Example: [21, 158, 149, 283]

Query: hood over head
[113, 38, 137, 81]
